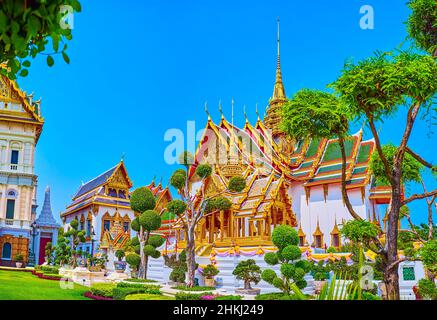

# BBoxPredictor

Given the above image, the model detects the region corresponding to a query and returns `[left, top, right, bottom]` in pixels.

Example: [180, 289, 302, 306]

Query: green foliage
[175, 292, 213, 300]
[143, 244, 157, 256]
[112, 285, 161, 300]
[418, 278, 437, 299]
[138, 210, 162, 231]
[281, 89, 349, 140]
[131, 218, 140, 232]
[271, 225, 299, 249]
[41, 265, 59, 274]
[130, 187, 156, 213]
[205, 196, 232, 213]
[164, 251, 189, 283]
[0, 0, 81, 79]
[311, 261, 330, 281]
[262, 226, 307, 295]
[214, 295, 242, 300]
[125, 253, 141, 271]
[170, 170, 186, 190]
[130, 236, 140, 247]
[228, 176, 246, 192]
[370, 144, 424, 185]
[195, 164, 212, 179]
[232, 259, 261, 287]
[13, 253, 23, 262]
[202, 264, 219, 278]
[166, 199, 187, 216]
[169, 267, 186, 283]
[331, 52, 437, 121]
[90, 283, 116, 298]
[115, 250, 125, 261]
[172, 285, 215, 291]
[340, 220, 379, 243]
[420, 240, 437, 274]
[125, 293, 173, 300]
[327, 246, 338, 253]
[148, 235, 165, 248]
[255, 292, 304, 300]
[407, 0, 437, 55]
[69, 219, 78, 229]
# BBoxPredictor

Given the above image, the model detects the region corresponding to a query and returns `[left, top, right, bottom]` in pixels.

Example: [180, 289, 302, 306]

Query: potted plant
[14, 253, 24, 268]
[202, 264, 219, 287]
[114, 249, 127, 273]
[232, 259, 262, 295]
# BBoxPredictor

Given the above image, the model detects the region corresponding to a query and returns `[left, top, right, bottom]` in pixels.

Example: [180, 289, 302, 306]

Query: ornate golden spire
[264, 17, 287, 137]
[272, 17, 286, 101]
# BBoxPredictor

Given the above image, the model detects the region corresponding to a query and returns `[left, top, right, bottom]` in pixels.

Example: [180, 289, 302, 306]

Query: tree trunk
[244, 279, 252, 290]
[186, 226, 196, 288]
[384, 170, 402, 300]
[138, 228, 146, 279]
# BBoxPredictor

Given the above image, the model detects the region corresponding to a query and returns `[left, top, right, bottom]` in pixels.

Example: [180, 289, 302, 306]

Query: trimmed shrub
[125, 293, 174, 300]
[90, 283, 116, 298]
[172, 285, 215, 291]
[41, 265, 59, 274]
[214, 295, 242, 300]
[112, 285, 161, 300]
[175, 292, 213, 300]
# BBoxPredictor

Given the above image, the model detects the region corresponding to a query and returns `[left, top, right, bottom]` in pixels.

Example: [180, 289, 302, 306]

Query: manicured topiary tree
[44, 242, 54, 265]
[232, 259, 261, 290]
[115, 250, 125, 262]
[64, 219, 86, 268]
[130, 187, 163, 279]
[261, 225, 311, 295]
[228, 176, 246, 193]
[54, 228, 71, 266]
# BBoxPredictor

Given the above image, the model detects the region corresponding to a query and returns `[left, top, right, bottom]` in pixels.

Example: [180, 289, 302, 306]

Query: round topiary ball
[167, 200, 187, 215]
[131, 236, 140, 246]
[170, 171, 186, 190]
[131, 218, 140, 232]
[148, 235, 165, 248]
[272, 225, 299, 249]
[143, 244, 156, 256]
[195, 164, 212, 179]
[261, 269, 277, 284]
[272, 277, 284, 289]
[295, 279, 307, 289]
[126, 253, 141, 268]
[281, 245, 302, 262]
[295, 260, 311, 273]
[139, 210, 162, 231]
[264, 252, 279, 265]
[130, 187, 156, 213]
[134, 245, 141, 254]
[228, 176, 246, 192]
[280, 263, 296, 279]
[294, 267, 306, 279]
[151, 250, 161, 259]
[69, 219, 78, 229]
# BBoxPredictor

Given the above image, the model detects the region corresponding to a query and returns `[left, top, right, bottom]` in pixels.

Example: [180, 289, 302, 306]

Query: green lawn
[0, 270, 90, 300]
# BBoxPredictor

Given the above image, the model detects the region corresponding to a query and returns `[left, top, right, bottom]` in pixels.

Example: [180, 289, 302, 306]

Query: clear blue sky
[17, 0, 435, 226]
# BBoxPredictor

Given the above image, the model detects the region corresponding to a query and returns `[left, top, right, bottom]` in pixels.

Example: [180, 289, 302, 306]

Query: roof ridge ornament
[205, 101, 211, 120]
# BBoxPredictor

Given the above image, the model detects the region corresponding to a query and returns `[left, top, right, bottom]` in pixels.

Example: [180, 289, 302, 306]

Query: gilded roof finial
[255, 103, 260, 121]
[272, 16, 285, 101]
[218, 99, 224, 119]
[205, 101, 211, 120]
[120, 152, 125, 162]
[243, 105, 248, 123]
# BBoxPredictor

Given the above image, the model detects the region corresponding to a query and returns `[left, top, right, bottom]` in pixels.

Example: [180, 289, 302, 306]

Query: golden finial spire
[218, 99, 224, 119]
[231, 98, 234, 127]
[273, 16, 286, 101]
[255, 103, 260, 121]
[244, 105, 248, 123]
[205, 101, 211, 120]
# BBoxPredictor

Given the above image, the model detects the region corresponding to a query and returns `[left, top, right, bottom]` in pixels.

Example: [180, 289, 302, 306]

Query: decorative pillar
[219, 210, 224, 241]
[211, 212, 215, 242]
[230, 211, 234, 239]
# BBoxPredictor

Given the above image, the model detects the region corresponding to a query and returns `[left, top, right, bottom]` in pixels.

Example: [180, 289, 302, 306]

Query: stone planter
[314, 280, 327, 294]
[15, 262, 23, 268]
[235, 288, 261, 295]
[114, 261, 127, 273]
[204, 277, 215, 287]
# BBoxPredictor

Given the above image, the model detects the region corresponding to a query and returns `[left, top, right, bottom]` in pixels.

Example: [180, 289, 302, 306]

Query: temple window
[6, 199, 15, 219]
[86, 221, 91, 236]
[299, 236, 305, 246]
[10, 150, 19, 165]
[123, 222, 129, 233]
[315, 235, 323, 248]
[1, 242, 12, 260]
[402, 266, 415, 281]
[103, 220, 111, 231]
[331, 234, 340, 248]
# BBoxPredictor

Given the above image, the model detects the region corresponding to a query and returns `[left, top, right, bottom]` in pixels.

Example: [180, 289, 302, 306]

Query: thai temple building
[145, 20, 394, 290]
[60, 161, 173, 268]
[0, 74, 44, 266]
[34, 186, 60, 265]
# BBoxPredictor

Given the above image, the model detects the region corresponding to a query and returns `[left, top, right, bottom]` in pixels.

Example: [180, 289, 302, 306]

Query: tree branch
[367, 116, 393, 183]
[402, 189, 437, 205]
[406, 146, 433, 168]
